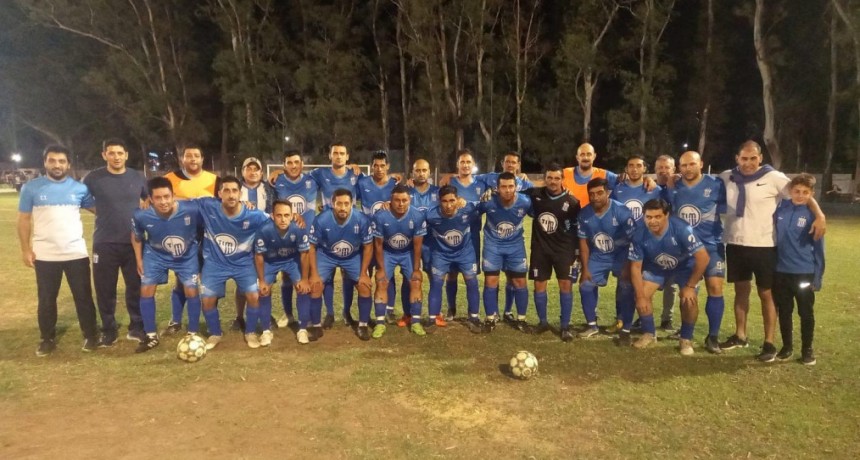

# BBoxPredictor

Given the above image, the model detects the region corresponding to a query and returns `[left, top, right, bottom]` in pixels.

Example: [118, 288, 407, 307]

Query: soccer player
[131, 177, 202, 353]
[562, 143, 619, 206]
[666, 151, 727, 353]
[197, 177, 270, 350]
[577, 178, 637, 342]
[399, 158, 439, 327]
[425, 186, 482, 332]
[254, 200, 313, 344]
[628, 199, 709, 354]
[18, 144, 99, 356]
[652, 154, 678, 330]
[308, 189, 375, 341]
[83, 138, 147, 346]
[773, 174, 825, 365]
[522, 163, 581, 341]
[371, 185, 427, 337]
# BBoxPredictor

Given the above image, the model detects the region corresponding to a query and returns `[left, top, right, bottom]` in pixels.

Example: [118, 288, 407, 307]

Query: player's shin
[281, 283, 294, 317]
[534, 291, 548, 324]
[387, 277, 396, 309]
[465, 277, 480, 317]
[259, 295, 273, 330]
[504, 283, 515, 314]
[245, 304, 261, 334]
[357, 295, 372, 325]
[705, 295, 725, 337]
[309, 296, 323, 326]
[446, 277, 458, 311]
[140, 296, 157, 334]
[514, 284, 529, 318]
[579, 281, 599, 325]
[428, 276, 444, 317]
[323, 281, 334, 316]
[483, 286, 499, 318]
[559, 292, 573, 328]
[171, 285, 186, 324]
[343, 277, 356, 315]
[617, 281, 636, 330]
[296, 293, 311, 329]
[202, 303, 222, 336]
[186, 295, 202, 333]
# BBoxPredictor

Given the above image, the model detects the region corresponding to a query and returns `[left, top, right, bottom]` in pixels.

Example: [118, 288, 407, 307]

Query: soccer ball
[177, 334, 207, 363]
[509, 350, 538, 379]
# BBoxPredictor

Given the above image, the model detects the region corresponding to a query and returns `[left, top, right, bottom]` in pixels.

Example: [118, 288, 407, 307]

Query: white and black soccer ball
[177, 334, 207, 363]
[510, 350, 538, 380]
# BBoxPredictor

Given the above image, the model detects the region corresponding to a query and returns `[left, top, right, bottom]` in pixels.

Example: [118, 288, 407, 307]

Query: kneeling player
[255, 200, 313, 344]
[131, 177, 202, 353]
[629, 199, 709, 354]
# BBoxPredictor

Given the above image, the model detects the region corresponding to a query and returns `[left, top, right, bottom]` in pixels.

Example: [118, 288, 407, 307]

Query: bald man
[562, 143, 618, 206]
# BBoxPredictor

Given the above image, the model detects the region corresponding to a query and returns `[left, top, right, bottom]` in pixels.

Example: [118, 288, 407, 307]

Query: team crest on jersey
[516, 209, 524, 217]
[371, 201, 385, 214]
[655, 253, 679, 270]
[389, 233, 410, 250]
[442, 230, 464, 247]
[538, 213, 558, 234]
[612, 217, 618, 226]
[625, 200, 644, 221]
[408, 220, 414, 229]
[331, 240, 355, 257]
[184, 216, 191, 226]
[797, 216, 807, 227]
[678, 205, 702, 227]
[593, 232, 614, 252]
[703, 188, 712, 198]
[288, 195, 307, 215]
[242, 221, 250, 230]
[496, 222, 516, 238]
[305, 180, 313, 189]
[562, 202, 569, 211]
[39, 195, 47, 201]
[354, 224, 360, 234]
[290, 234, 296, 242]
[162, 236, 187, 257]
[214, 233, 239, 255]
[256, 239, 265, 247]
[350, 177, 357, 185]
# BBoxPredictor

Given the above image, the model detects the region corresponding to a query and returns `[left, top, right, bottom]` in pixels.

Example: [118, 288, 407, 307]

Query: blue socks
[580, 281, 598, 324]
[374, 301, 387, 320]
[259, 295, 272, 330]
[187, 295, 201, 333]
[203, 307, 222, 336]
[297, 293, 311, 328]
[141, 296, 156, 334]
[428, 276, 443, 316]
[343, 278, 356, 315]
[245, 305, 260, 334]
[310, 296, 323, 325]
[410, 301, 422, 320]
[617, 281, 635, 330]
[358, 296, 372, 324]
[560, 292, 573, 328]
[705, 296, 724, 337]
[446, 278, 458, 311]
[483, 286, 499, 318]
[465, 277, 480, 316]
[534, 291, 548, 324]
[680, 322, 695, 340]
[323, 280, 334, 316]
[514, 286, 528, 317]
[640, 314, 656, 335]
[171, 286, 186, 323]
[281, 283, 293, 317]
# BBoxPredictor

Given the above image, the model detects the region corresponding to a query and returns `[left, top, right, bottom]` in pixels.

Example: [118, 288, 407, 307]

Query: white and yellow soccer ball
[510, 350, 538, 380]
[177, 334, 207, 363]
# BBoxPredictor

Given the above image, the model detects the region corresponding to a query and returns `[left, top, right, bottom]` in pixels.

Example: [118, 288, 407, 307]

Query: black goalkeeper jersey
[523, 187, 581, 255]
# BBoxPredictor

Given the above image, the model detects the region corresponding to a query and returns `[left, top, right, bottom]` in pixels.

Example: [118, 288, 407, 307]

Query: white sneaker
[277, 315, 290, 328]
[245, 333, 261, 349]
[297, 329, 310, 345]
[260, 330, 273, 347]
[679, 338, 695, 356]
[205, 335, 222, 350]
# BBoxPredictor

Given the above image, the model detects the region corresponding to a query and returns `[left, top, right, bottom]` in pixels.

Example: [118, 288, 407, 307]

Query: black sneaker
[533, 322, 551, 335]
[270, 316, 279, 330]
[615, 331, 632, 347]
[340, 313, 353, 328]
[308, 326, 323, 341]
[502, 312, 516, 324]
[776, 346, 794, 361]
[560, 327, 573, 342]
[134, 335, 160, 353]
[230, 317, 246, 332]
[801, 348, 816, 366]
[467, 317, 483, 334]
[483, 317, 497, 333]
[756, 342, 777, 363]
[163, 321, 182, 336]
[630, 318, 643, 333]
[666, 330, 681, 341]
[356, 325, 371, 341]
[82, 337, 99, 352]
[704, 335, 723, 354]
[660, 320, 675, 332]
[445, 308, 456, 322]
[385, 311, 398, 325]
[36, 339, 56, 357]
[513, 320, 531, 334]
[719, 334, 749, 350]
[126, 329, 146, 342]
[98, 332, 118, 348]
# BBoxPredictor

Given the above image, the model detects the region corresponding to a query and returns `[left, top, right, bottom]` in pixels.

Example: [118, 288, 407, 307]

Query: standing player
[18, 145, 99, 355]
[197, 177, 270, 350]
[522, 163, 581, 341]
[577, 178, 637, 342]
[371, 185, 427, 337]
[667, 151, 727, 353]
[83, 138, 147, 346]
[131, 178, 202, 352]
[254, 200, 313, 344]
[307, 189, 375, 340]
[628, 199, 709, 354]
[399, 158, 438, 327]
[562, 143, 619, 206]
[653, 154, 678, 331]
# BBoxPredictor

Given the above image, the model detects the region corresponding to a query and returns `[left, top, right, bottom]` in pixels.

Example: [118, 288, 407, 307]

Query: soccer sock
[323, 280, 334, 316]
[705, 295, 725, 337]
[428, 276, 443, 317]
[170, 286, 185, 323]
[445, 278, 458, 312]
[410, 301, 422, 320]
[504, 282, 514, 314]
[186, 295, 202, 334]
[465, 277, 480, 317]
[245, 306, 260, 334]
[358, 296, 372, 324]
[617, 281, 636, 329]
[387, 277, 396, 308]
[514, 286, 529, 317]
[343, 278, 356, 316]
[140, 296, 157, 334]
[374, 301, 387, 321]
[580, 282, 598, 325]
[401, 279, 410, 316]
[281, 283, 294, 317]
[259, 295, 272, 331]
[680, 322, 695, 340]
[296, 293, 311, 329]
[640, 314, 656, 335]
[534, 291, 548, 324]
[309, 296, 323, 325]
[560, 292, 573, 328]
[203, 308, 222, 336]
[483, 286, 499, 318]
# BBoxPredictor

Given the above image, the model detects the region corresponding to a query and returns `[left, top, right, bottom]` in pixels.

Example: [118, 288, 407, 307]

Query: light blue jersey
[425, 203, 480, 255]
[611, 181, 663, 222]
[628, 216, 704, 278]
[667, 175, 726, 250]
[409, 184, 439, 212]
[18, 176, 94, 261]
[479, 172, 534, 192]
[310, 168, 360, 208]
[309, 208, 374, 260]
[478, 194, 532, 248]
[198, 198, 269, 269]
[577, 200, 637, 265]
[357, 176, 398, 215]
[272, 173, 318, 224]
[372, 207, 427, 254]
[132, 201, 201, 264]
[255, 220, 309, 284]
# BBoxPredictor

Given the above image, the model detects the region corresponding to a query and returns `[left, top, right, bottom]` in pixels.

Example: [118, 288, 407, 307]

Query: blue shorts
[262, 259, 302, 285]
[587, 251, 627, 286]
[142, 255, 198, 288]
[482, 241, 528, 273]
[643, 268, 700, 289]
[705, 247, 725, 279]
[200, 263, 258, 298]
[317, 252, 362, 283]
[431, 248, 477, 278]
[383, 251, 414, 280]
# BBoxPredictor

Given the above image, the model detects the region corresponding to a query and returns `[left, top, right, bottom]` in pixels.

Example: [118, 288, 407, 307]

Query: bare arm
[131, 232, 144, 277]
[578, 238, 591, 282]
[17, 212, 34, 268]
[412, 235, 424, 281]
[255, 253, 270, 296]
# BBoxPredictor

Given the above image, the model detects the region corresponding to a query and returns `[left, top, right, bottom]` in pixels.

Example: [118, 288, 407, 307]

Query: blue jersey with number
[667, 175, 726, 250]
[425, 203, 480, 255]
[611, 181, 663, 222]
[372, 207, 427, 254]
[577, 200, 637, 264]
[478, 172, 534, 192]
[357, 175, 398, 215]
[478, 194, 532, 247]
[309, 208, 374, 259]
[254, 220, 310, 263]
[132, 200, 201, 264]
[409, 184, 439, 212]
[310, 168, 360, 208]
[449, 176, 486, 203]
[198, 198, 269, 269]
[629, 217, 703, 275]
[272, 173, 318, 224]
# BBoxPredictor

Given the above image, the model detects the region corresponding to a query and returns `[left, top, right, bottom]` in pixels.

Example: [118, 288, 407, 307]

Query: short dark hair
[329, 142, 348, 153]
[372, 150, 389, 163]
[643, 198, 672, 215]
[503, 151, 521, 161]
[283, 149, 302, 160]
[333, 188, 353, 201]
[103, 138, 127, 152]
[738, 140, 762, 155]
[391, 184, 410, 197]
[587, 177, 609, 192]
[181, 143, 203, 155]
[790, 173, 816, 190]
[498, 171, 516, 184]
[220, 175, 242, 189]
[544, 162, 563, 175]
[627, 154, 647, 168]
[272, 199, 293, 211]
[457, 148, 473, 160]
[147, 177, 173, 196]
[43, 144, 70, 161]
[439, 185, 458, 199]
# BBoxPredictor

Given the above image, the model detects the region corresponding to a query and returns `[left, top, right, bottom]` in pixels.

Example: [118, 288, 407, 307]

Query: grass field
[1, 192, 859, 459]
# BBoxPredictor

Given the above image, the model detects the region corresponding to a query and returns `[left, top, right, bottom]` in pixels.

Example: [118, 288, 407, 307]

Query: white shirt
[719, 168, 789, 247]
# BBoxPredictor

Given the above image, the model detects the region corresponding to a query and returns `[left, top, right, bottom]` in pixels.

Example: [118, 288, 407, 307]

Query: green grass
[1, 191, 859, 458]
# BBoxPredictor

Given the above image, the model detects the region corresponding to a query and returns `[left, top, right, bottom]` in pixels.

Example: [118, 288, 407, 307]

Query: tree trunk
[396, 8, 411, 170]
[754, 0, 781, 168]
[582, 72, 595, 142]
[832, 0, 860, 184]
[824, 7, 838, 196]
[372, 0, 390, 153]
[697, 0, 713, 157]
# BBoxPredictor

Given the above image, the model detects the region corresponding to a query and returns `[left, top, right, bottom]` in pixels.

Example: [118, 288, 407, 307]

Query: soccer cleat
[660, 320, 676, 332]
[356, 325, 371, 341]
[205, 334, 222, 350]
[679, 339, 695, 356]
[756, 342, 777, 363]
[776, 346, 793, 361]
[270, 316, 279, 330]
[126, 330, 145, 342]
[513, 320, 531, 334]
[704, 335, 722, 354]
[616, 331, 632, 347]
[630, 318, 643, 333]
[801, 348, 816, 366]
[245, 333, 261, 349]
[163, 321, 182, 336]
[666, 330, 681, 340]
[36, 339, 56, 357]
[82, 337, 99, 352]
[560, 328, 573, 342]
[445, 309, 456, 322]
[719, 334, 749, 350]
[134, 335, 160, 353]
[323, 314, 335, 329]
[260, 330, 273, 347]
[434, 314, 447, 327]
[372, 324, 387, 339]
[385, 311, 398, 325]
[277, 314, 293, 329]
[309, 326, 323, 341]
[632, 333, 656, 349]
[483, 317, 498, 333]
[502, 312, 516, 324]
[341, 313, 355, 328]
[397, 315, 411, 327]
[297, 329, 310, 345]
[467, 317, 483, 334]
[230, 317, 246, 332]
[533, 322, 551, 335]
[577, 326, 599, 339]
[605, 319, 624, 334]
[98, 332, 118, 348]
[410, 322, 427, 337]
